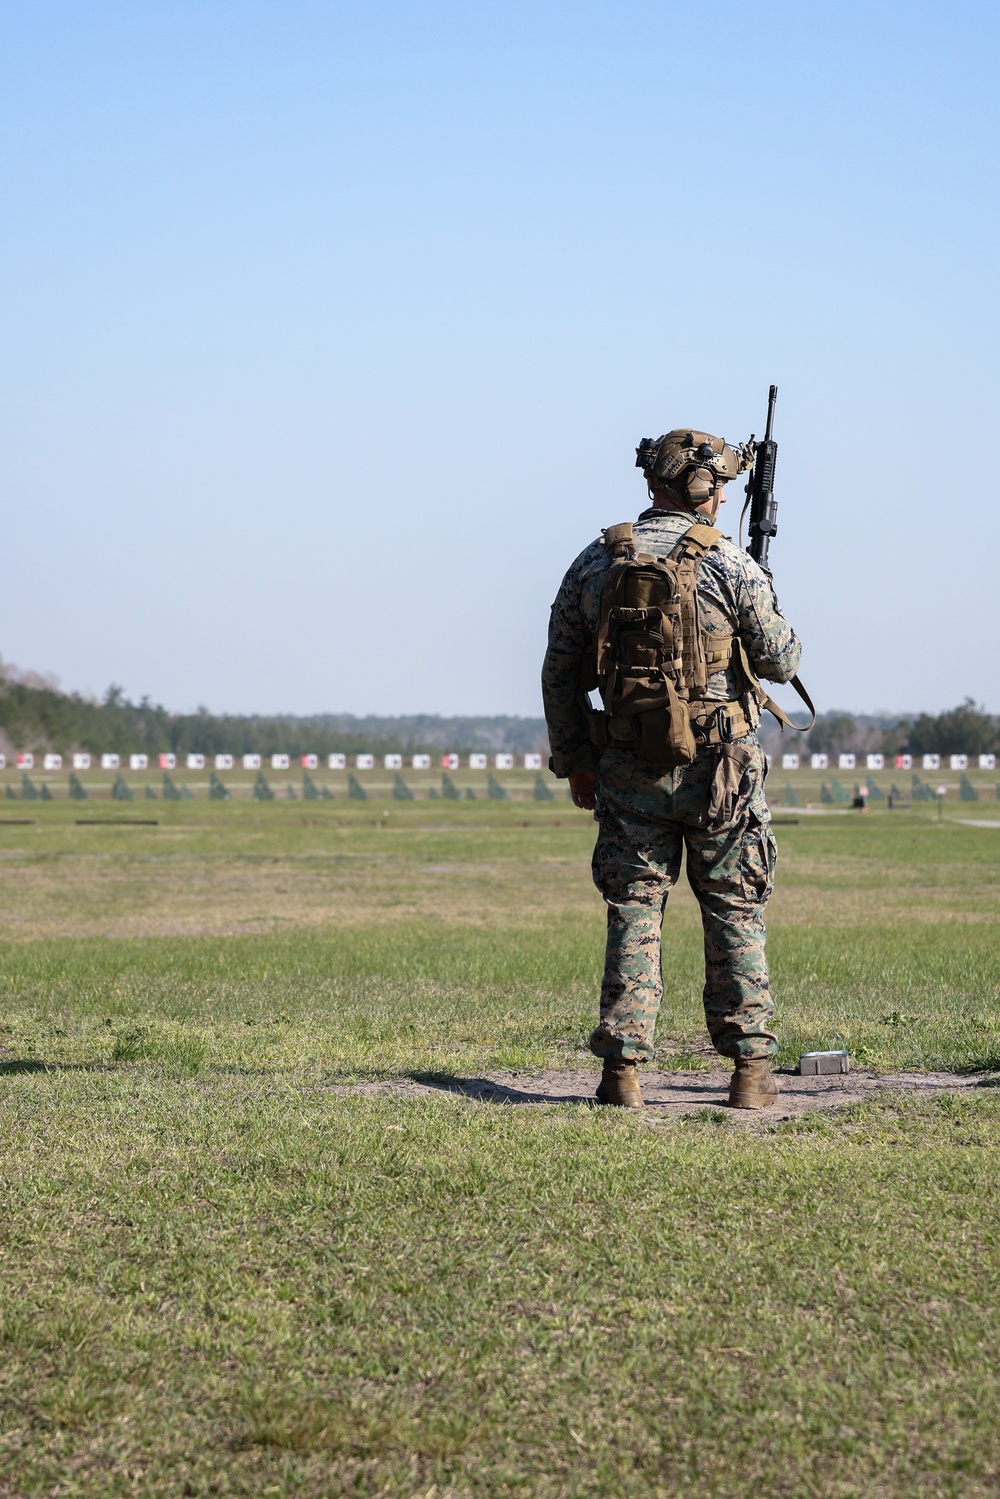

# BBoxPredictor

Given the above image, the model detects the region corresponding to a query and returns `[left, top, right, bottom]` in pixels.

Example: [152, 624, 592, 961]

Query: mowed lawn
[1, 800, 999, 1497]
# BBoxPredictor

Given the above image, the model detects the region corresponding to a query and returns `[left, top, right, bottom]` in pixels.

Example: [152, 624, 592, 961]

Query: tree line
[805, 700, 998, 757]
[1, 666, 994, 760]
[0, 672, 548, 758]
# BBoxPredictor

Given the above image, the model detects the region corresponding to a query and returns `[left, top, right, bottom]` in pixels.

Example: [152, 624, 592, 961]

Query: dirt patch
[330, 1067, 994, 1120]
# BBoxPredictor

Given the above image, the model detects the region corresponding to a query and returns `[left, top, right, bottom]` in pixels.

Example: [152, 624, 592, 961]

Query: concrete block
[799, 1050, 850, 1075]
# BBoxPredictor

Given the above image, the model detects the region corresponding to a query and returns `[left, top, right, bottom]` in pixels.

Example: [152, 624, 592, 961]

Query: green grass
[1, 801, 999, 1495]
[0, 914, 999, 1079]
[3, 1079, 1000, 1497]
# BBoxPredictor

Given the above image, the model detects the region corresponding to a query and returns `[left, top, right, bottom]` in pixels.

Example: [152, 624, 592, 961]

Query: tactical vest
[589, 520, 813, 770]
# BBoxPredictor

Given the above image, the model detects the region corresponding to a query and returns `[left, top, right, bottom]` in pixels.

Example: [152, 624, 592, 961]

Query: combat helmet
[635, 429, 754, 518]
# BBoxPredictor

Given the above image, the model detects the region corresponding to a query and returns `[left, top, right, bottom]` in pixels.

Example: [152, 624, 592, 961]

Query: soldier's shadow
[410, 1073, 599, 1106]
[408, 1072, 732, 1108]
[0, 1059, 106, 1075]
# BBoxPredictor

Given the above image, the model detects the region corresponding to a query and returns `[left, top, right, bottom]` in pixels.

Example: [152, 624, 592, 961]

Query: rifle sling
[734, 640, 816, 732]
[758, 674, 816, 732]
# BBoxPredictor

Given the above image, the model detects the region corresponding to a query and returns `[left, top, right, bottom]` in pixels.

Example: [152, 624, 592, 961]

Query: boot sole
[728, 1090, 780, 1110]
[595, 1085, 644, 1110]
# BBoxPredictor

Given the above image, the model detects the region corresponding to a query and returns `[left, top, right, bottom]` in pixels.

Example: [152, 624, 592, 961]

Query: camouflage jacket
[542, 505, 802, 777]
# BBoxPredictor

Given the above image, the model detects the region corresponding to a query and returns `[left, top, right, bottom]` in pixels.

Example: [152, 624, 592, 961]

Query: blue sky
[1, 0, 997, 716]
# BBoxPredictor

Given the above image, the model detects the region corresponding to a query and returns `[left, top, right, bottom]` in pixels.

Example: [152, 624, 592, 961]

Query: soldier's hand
[569, 771, 597, 810]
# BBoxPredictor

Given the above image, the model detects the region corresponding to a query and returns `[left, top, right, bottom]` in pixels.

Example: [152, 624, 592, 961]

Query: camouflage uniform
[542, 506, 801, 1062]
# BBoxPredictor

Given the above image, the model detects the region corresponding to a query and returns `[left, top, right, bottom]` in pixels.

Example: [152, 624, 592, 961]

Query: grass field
[2, 796, 999, 1496]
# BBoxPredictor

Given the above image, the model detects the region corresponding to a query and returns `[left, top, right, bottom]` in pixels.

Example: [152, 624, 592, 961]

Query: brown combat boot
[729, 1056, 780, 1110]
[595, 1058, 644, 1109]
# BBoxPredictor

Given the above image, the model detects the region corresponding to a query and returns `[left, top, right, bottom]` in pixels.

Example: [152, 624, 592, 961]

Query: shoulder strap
[603, 520, 722, 562]
[657, 525, 723, 697]
[669, 523, 723, 557]
[602, 522, 634, 560]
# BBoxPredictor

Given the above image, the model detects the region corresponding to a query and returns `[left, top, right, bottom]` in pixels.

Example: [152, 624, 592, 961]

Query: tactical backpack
[590, 520, 812, 770]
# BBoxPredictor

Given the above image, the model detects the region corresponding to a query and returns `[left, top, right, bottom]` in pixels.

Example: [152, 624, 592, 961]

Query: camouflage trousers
[589, 739, 778, 1063]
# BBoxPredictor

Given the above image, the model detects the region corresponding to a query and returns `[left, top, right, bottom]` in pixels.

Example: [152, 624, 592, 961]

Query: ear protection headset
[635, 429, 755, 519]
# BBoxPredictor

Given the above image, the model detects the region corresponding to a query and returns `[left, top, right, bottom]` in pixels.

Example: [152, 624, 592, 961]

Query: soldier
[542, 428, 802, 1110]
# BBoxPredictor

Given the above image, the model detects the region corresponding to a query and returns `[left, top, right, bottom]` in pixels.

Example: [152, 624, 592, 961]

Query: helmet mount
[635, 429, 755, 518]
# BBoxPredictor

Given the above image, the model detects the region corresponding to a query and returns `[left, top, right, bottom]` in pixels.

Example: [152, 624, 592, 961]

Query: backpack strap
[665, 525, 723, 697]
[595, 523, 638, 698]
[601, 522, 635, 559]
[602, 520, 721, 561]
[666, 523, 814, 731]
[671, 522, 723, 555]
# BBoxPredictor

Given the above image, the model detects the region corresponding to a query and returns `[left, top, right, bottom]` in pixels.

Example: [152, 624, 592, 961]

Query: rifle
[745, 383, 778, 572]
[741, 383, 817, 730]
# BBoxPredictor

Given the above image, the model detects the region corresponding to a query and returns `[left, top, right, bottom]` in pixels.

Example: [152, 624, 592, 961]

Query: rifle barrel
[763, 384, 777, 442]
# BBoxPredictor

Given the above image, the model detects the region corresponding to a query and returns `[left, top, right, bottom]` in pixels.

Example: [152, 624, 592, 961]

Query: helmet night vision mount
[635, 429, 755, 511]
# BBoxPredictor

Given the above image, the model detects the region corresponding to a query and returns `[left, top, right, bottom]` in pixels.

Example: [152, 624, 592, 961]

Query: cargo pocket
[740, 812, 777, 904]
[707, 743, 755, 830]
[598, 747, 637, 791]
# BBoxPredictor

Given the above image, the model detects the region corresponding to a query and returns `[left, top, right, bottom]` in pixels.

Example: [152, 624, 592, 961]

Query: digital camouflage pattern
[541, 502, 802, 1064]
[591, 740, 778, 1061]
[542, 505, 801, 778]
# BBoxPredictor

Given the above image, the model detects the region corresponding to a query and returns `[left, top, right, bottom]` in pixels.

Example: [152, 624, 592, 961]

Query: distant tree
[302, 773, 321, 801]
[906, 699, 997, 755]
[441, 773, 461, 801]
[877, 724, 910, 758]
[145, 784, 157, 800]
[906, 713, 941, 755]
[111, 775, 134, 801]
[533, 773, 555, 802]
[21, 775, 39, 801]
[347, 774, 367, 801]
[162, 773, 182, 801]
[208, 773, 230, 801]
[487, 774, 508, 801]
[0, 672, 453, 762]
[40, 783, 53, 801]
[252, 772, 274, 801]
[392, 774, 414, 801]
[808, 714, 857, 755]
[68, 773, 88, 801]
[959, 775, 979, 803]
